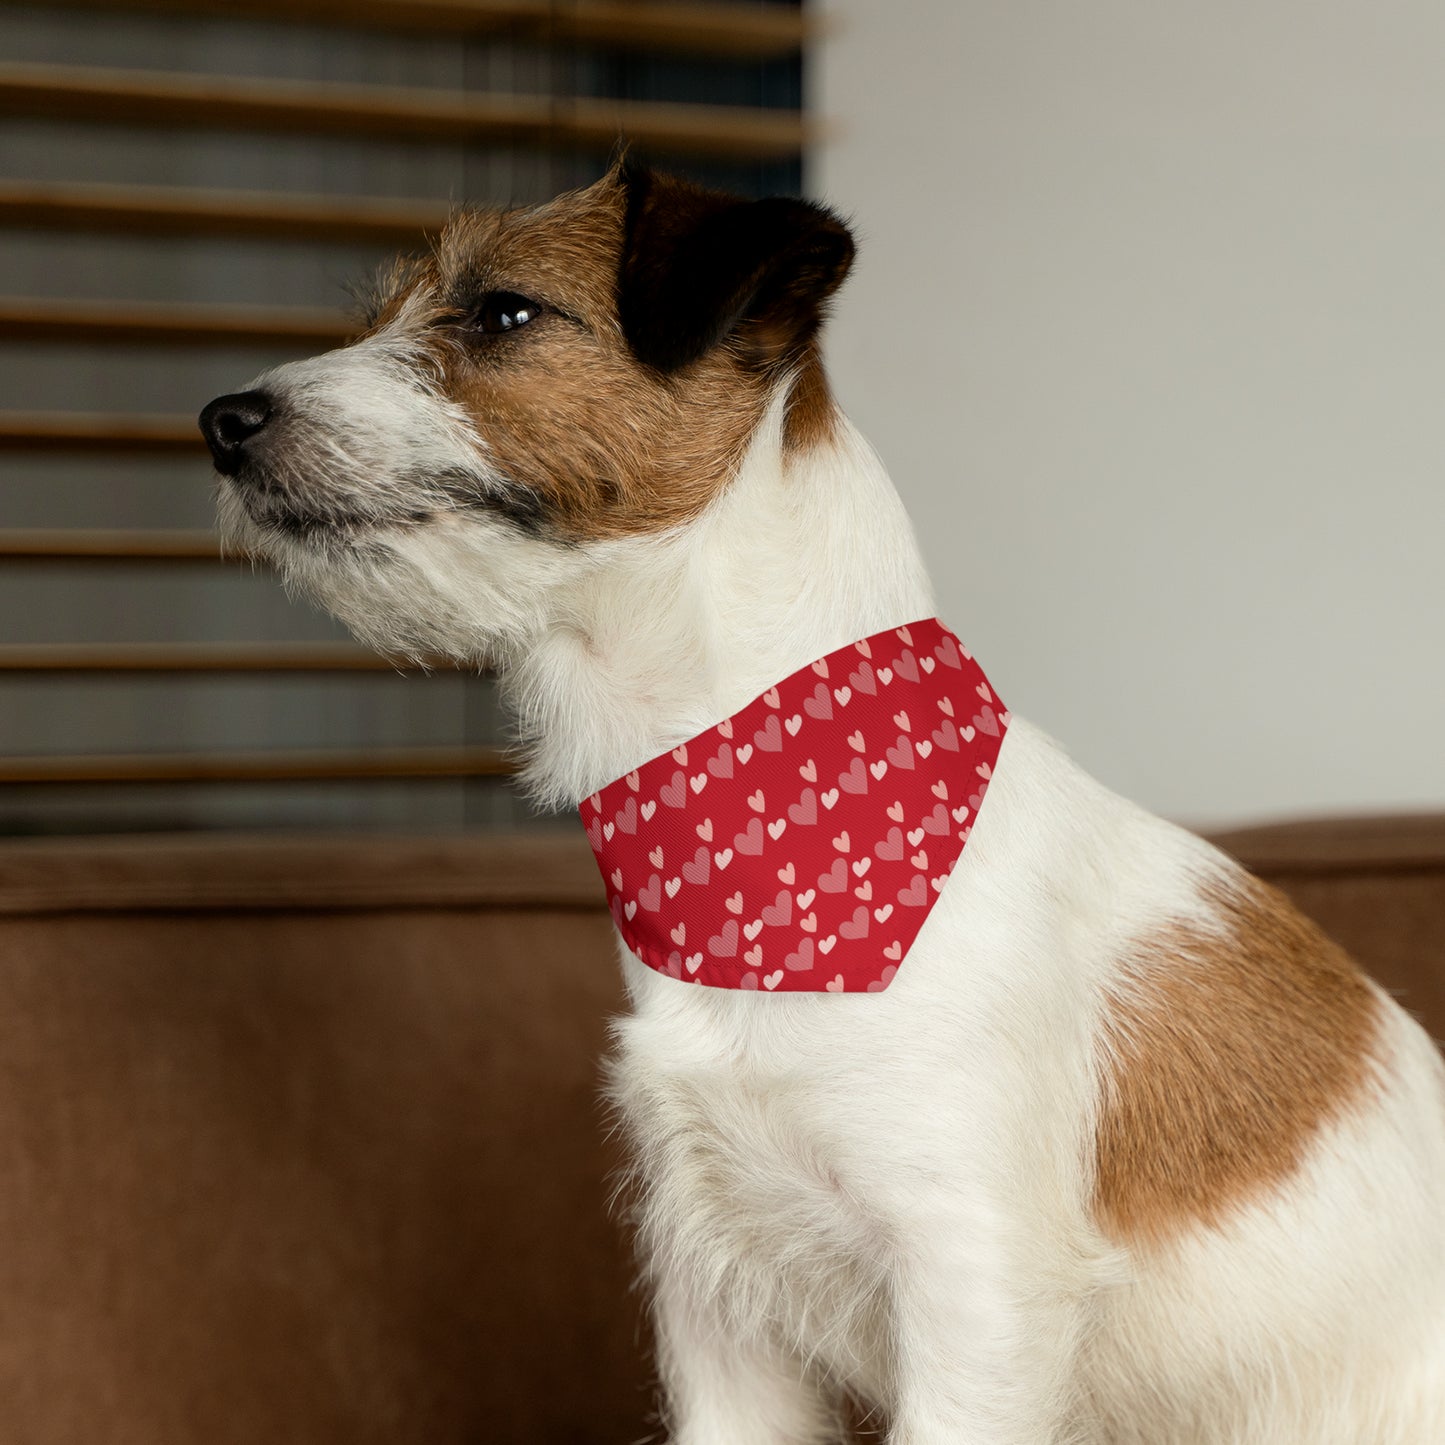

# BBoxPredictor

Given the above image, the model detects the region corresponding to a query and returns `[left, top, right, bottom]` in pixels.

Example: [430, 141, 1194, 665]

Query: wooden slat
[0, 296, 353, 348]
[0, 528, 227, 561]
[0, 179, 449, 245]
[0, 745, 512, 783]
[0, 0, 810, 58]
[0, 643, 420, 672]
[0, 62, 810, 162]
[0, 412, 202, 452]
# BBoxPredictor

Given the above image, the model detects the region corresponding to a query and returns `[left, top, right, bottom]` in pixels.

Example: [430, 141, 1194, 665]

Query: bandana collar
[582, 619, 1008, 993]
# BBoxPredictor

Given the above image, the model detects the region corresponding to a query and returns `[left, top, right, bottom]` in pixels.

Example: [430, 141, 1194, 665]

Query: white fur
[221, 347, 1445, 1444]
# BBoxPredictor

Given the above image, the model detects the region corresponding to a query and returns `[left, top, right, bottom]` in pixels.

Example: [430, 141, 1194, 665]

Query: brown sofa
[0, 818, 1440, 1443]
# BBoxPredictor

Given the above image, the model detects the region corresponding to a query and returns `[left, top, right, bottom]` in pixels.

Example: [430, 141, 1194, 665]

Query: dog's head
[200, 163, 854, 662]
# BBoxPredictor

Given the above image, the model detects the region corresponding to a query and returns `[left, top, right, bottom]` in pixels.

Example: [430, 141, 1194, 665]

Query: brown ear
[617, 162, 855, 374]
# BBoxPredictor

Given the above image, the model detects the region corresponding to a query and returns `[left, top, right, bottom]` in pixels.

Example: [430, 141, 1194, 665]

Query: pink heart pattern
[582, 619, 1006, 993]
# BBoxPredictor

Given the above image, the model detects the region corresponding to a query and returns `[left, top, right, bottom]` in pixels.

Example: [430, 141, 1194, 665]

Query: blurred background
[0, 0, 803, 837]
[1, 0, 1441, 838]
[819, 1, 1445, 827]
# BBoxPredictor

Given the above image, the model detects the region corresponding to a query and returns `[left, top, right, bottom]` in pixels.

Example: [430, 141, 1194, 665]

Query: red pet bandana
[582, 619, 1007, 993]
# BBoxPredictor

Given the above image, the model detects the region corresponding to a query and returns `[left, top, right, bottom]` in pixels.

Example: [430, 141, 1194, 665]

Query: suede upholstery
[0, 820, 1440, 1442]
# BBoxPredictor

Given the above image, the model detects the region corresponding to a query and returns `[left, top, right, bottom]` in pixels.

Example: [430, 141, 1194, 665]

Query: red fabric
[582, 620, 1008, 993]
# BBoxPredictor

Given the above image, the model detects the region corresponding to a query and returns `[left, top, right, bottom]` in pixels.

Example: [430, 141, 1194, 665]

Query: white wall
[813, 1, 1445, 827]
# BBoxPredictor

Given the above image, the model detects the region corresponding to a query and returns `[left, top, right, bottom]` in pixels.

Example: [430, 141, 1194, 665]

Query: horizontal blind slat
[0, 297, 353, 347]
[0, 180, 448, 244]
[0, 0, 810, 58]
[0, 412, 203, 451]
[0, 62, 812, 161]
[0, 529, 228, 560]
[0, 643, 436, 672]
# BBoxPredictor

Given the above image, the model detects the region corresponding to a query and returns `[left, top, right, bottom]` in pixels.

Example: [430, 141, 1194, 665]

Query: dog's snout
[199, 390, 273, 475]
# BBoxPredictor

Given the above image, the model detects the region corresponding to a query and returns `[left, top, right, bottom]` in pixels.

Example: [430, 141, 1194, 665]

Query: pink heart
[753, 714, 783, 752]
[803, 682, 834, 721]
[838, 757, 869, 794]
[707, 744, 734, 779]
[788, 788, 819, 826]
[922, 803, 950, 835]
[707, 919, 739, 958]
[681, 847, 711, 886]
[761, 890, 793, 927]
[875, 827, 904, 861]
[818, 858, 848, 892]
[734, 817, 765, 855]
[897, 874, 928, 907]
[785, 937, 815, 971]
[838, 906, 870, 940]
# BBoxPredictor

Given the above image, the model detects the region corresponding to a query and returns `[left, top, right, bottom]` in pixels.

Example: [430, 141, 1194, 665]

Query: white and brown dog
[201, 164, 1445, 1444]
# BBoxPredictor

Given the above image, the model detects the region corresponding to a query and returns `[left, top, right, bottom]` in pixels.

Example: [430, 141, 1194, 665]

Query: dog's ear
[617, 162, 855, 374]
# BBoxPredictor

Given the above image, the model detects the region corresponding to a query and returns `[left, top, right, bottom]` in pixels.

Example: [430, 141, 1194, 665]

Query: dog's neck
[502, 395, 936, 810]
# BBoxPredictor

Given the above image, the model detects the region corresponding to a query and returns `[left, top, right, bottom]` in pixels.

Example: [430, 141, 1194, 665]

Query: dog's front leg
[652, 1273, 844, 1445]
[883, 1218, 1092, 1445]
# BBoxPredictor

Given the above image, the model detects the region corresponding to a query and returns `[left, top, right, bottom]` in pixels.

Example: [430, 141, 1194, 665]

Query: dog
[200, 161, 1445, 1443]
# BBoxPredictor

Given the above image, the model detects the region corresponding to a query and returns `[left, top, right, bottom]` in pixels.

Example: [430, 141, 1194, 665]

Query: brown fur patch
[782, 343, 840, 455]
[1093, 873, 1381, 1246]
[368, 174, 832, 543]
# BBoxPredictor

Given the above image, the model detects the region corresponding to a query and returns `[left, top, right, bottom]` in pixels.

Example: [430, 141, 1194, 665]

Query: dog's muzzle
[199, 390, 273, 476]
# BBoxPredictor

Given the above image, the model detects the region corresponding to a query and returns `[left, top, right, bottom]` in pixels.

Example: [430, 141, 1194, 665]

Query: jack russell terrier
[200, 162, 1445, 1444]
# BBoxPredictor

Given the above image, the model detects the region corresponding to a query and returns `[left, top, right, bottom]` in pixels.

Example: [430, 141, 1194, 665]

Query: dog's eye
[472, 291, 543, 334]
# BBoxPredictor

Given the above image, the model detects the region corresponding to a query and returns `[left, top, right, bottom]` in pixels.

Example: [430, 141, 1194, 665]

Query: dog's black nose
[199, 390, 273, 475]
